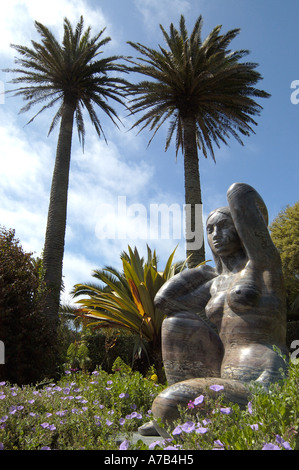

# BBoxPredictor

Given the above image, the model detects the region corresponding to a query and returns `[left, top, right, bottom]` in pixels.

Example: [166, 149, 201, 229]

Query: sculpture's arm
[154, 264, 217, 315]
[227, 183, 280, 266]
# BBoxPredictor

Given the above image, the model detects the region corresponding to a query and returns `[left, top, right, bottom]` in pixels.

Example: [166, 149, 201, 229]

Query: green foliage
[149, 359, 299, 451]
[270, 201, 299, 318]
[0, 365, 164, 450]
[0, 227, 51, 385]
[70, 245, 186, 381]
[0, 359, 297, 450]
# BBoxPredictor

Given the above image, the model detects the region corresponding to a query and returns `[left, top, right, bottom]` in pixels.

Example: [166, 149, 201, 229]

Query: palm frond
[4, 16, 127, 146]
[127, 14, 270, 160]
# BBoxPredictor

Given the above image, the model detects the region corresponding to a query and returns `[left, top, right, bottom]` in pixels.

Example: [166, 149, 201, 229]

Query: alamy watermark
[95, 196, 204, 250]
[290, 340, 299, 363]
[0, 341, 4, 365]
[290, 80, 299, 104]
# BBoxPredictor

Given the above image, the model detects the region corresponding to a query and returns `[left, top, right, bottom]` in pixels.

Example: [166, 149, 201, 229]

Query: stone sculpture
[150, 182, 288, 426]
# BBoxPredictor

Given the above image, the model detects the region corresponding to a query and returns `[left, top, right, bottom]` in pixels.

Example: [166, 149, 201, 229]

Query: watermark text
[95, 196, 204, 250]
[0, 341, 4, 365]
[290, 80, 299, 104]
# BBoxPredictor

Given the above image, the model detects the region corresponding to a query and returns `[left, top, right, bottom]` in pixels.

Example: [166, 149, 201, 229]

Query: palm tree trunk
[42, 99, 75, 353]
[182, 116, 205, 267]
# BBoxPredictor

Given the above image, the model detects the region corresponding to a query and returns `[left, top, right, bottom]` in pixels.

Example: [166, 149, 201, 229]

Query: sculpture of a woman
[150, 183, 288, 424]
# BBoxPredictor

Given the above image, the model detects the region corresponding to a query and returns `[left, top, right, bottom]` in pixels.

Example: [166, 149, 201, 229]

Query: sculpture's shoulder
[154, 264, 217, 314]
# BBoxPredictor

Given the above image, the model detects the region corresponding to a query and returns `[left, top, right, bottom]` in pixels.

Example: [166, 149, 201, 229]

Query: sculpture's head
[206, 207, 242, 259]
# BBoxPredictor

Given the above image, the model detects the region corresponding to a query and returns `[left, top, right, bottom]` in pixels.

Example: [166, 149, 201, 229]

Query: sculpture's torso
[205, 261, 287, 383]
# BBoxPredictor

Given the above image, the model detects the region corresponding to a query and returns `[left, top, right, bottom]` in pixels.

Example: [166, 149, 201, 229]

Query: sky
[0, 0, 298, 306]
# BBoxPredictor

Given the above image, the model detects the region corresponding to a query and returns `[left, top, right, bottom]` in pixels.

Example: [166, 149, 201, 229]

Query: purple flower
[41, 422, 49, 429]
[220, 407, 232, 415]
[276, 435, 292, 450]
[250, 423, 259, 431]
[48, 424, 56, 431]
[92, 371, 99, 376]
[119, 393, 126, 399]
[164, 445, 181, 450]
[119, 439, 130, 450]
[195, 426, 208, 434]
[172, 425, 182, 436]
[181, 421, 195, 433]
[202, 418, 211, 426]
[213, 440, 225, 449]
[106, 419, 113, 426]
[0, 416, 8, 423]
[41, 446, 51, 450]
[0, 382, 6, 386]
[194, 395, 204, 406]
[248, 401, 253, 414]
[210, 384, 224, 392]
[0, 442, 4, 450]
[262, 443, 280, 450]
[149, 440, 162, 449]
[119, 418, 126, 426]
[187, 400, 195, 409]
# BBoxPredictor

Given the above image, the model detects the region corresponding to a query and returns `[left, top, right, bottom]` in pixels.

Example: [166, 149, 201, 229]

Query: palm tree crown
[6, 16, 126, 147]
[127, 15, 270, 266]
[127, 15, 269, 159]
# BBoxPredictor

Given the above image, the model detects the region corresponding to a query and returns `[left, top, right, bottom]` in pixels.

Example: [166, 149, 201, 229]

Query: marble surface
[152, 183, 288, 425]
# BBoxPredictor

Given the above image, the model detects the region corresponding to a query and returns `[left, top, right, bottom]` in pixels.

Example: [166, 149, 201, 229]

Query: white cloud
[0, 0, 109, 56]
[134, 0, 191, 31]
[0, 109, 53, 253]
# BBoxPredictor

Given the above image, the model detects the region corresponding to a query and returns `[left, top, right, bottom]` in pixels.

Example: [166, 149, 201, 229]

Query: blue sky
[0, 0, 298, 304]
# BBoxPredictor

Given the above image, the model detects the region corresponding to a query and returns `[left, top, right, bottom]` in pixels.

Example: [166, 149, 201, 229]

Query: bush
[0, 361, 164, 450]
[0, 355, 297, 450]
[0, 227, 51, 385]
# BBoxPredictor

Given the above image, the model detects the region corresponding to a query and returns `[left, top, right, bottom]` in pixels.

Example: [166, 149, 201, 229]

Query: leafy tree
[270, 201, 299, 319]
[127, 15, 270, 266]
[69, 246, 187, 383]
[0, 227, 51, 384]
[4, 17, 127, 370]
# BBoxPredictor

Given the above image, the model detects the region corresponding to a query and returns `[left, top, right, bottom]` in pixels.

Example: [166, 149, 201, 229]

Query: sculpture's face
[206, 211, 241, 256]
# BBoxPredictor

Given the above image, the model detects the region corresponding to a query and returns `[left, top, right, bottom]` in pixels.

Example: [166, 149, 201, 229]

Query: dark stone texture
[152, 183, 288, 425]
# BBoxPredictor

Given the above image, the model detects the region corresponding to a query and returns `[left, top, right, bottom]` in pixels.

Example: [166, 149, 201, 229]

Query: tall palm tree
[4, 17, 127, 357]
[127, 15, 270, 267]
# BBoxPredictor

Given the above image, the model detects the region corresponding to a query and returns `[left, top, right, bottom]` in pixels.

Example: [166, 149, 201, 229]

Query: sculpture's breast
[227, 282, 261, 312]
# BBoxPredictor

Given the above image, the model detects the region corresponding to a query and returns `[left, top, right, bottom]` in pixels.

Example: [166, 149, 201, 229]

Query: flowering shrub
[0, 357, 298, 450]
[0, 365, 163, 450]
[147, 359, 298, 451]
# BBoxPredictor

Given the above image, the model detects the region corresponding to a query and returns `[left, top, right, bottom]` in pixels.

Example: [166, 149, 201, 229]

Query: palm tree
[69, 245, 188, 383]
[4, 17, 127, 358]
[127, 15, 270, 267]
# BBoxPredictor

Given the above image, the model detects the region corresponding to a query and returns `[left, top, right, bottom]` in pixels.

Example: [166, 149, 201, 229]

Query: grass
[0, 356, 298, 450]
